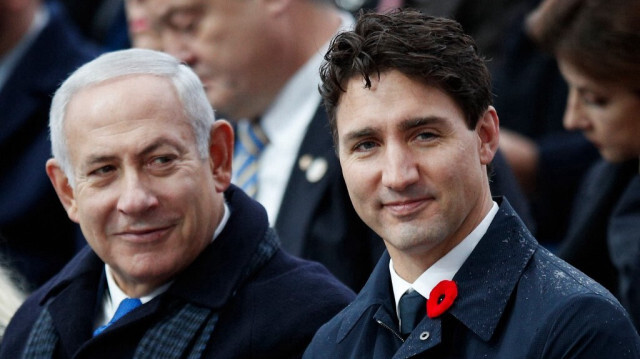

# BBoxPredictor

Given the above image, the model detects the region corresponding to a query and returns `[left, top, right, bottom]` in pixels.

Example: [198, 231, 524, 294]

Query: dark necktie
[93, 298, 142, 336]
[232, 121, 269, 198]
[398, 290, 426, 337]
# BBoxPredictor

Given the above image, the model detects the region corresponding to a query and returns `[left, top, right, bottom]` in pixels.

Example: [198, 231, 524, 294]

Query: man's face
[336, 70, 497, 271]
[559, 59, 640, 163]
[51, 75, 226, 295]
[150, 0, 281, 120]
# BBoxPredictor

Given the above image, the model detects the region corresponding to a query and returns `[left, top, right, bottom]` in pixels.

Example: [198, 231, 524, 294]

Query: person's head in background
[124, 0, 162, 50]
[147, 0, 342, 120]
[527, 0, 640, 163]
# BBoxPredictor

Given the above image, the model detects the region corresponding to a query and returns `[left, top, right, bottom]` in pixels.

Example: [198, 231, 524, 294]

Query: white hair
[49, 48, 215, 188]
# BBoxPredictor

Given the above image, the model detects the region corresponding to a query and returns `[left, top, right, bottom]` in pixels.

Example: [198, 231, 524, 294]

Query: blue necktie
[93, 298, 142, 336]
[398, 290, 426, 337]
[232, 121, 269, 198]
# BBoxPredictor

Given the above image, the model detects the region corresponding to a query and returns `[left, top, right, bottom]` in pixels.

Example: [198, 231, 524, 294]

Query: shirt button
[419, 331, 430, 341]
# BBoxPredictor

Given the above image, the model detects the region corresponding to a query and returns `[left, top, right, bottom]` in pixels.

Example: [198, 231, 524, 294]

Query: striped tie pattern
[232, 121, 269, 198]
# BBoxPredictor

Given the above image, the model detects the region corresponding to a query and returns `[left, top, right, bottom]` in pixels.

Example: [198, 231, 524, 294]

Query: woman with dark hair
[529, 0, 640, 329]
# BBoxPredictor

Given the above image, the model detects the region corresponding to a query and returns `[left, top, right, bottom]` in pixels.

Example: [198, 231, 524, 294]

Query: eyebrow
[342, 116, 449, 143]
[398, 116, 448, 131]
[83, 139, 184, 168]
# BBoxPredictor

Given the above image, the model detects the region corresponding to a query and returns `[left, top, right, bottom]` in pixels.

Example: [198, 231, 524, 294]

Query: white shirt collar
[390, 201, 499, 321]
[0, 5, 48, 92]
[95, 202, 231, 328]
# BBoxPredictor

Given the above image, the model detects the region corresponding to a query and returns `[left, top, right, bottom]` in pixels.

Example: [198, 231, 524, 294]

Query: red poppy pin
[427, 280, 458, 318]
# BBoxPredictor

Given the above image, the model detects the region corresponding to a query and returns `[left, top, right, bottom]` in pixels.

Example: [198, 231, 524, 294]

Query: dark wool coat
[303, 198, 640, 359]
[0, 186, 355, 358]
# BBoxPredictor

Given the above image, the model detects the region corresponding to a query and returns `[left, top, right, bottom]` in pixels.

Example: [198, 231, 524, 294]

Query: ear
[476, 106, 500, 165]
[45, 159, 79, 223]
[209, 120, 234, 193]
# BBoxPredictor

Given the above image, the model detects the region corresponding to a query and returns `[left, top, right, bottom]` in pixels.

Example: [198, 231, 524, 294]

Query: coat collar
[167, 185, 272, 308]
[35, 185, 272, 338]
[337, 198, 537, 347]
[34, 185, 272, 355]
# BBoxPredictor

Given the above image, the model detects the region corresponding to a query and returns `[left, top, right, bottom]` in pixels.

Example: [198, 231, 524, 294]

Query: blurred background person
[528, 0, 640, 329]
[0, 0, 99, 291]
[492, 0, 600, 246]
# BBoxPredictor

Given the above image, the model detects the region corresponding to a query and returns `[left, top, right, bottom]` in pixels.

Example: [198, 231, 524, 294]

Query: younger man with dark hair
[304, 9, 640, 358]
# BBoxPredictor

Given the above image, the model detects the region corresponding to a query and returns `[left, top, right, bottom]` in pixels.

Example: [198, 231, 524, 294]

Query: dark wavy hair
[319, 9, 493, 146]
[528, 0, 640, 90]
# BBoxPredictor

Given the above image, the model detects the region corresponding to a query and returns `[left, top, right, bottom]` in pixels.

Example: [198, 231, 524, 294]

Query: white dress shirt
[390, 201, 499, 324]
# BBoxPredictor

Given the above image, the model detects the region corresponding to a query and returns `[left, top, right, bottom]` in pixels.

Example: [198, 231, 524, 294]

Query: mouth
[129, 18, 150, 33]
[114, 225, 175, 244]
[382, 197, 433, 218]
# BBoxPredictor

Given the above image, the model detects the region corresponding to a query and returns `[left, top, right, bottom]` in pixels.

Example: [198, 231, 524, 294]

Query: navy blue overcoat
[304, 198, 640, 358]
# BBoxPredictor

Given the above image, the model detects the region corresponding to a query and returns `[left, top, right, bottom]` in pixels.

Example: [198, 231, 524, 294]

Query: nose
[381, 143, 420, 191]
[117, 172, 159, 216]
[563, 88, 590, 131]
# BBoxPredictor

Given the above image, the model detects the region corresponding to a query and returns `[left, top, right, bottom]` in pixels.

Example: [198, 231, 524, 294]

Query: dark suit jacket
[0, 1, 99, 289]
[609, 171, 640, 330]
[303, 198, 640, 359]
[0, 186, 355, 358]
[275, 106, 533, 291]
[562, 158, 640, 330]
[558, 159, 639, 296]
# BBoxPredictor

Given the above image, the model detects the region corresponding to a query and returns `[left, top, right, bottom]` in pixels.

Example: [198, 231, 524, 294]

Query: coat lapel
[39, 247, 104, 357]
[275, 106, 340, 255]
[337, 198, 538, 358]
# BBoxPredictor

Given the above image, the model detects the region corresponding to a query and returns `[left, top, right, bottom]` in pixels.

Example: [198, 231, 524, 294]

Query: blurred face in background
[560, 59, 640, 163]
[125, 0, 162, 50]
[150, 0, 285, 120]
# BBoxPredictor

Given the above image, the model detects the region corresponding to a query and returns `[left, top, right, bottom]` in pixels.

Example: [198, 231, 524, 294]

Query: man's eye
[151, 156, 174, 165]
[90, 165, 115, 176]
[354, 141, 378, 152]
[580, 92, 609, 107]
[169, 15, 198, 33]
[416, 132, 437, 141]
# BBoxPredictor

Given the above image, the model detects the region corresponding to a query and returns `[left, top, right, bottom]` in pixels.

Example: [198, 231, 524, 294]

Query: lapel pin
[306, 157, 328, 183]
[298, 154, 313, 171]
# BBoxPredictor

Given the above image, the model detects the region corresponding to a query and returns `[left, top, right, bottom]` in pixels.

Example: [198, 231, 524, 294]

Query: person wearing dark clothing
[528, 0, 640, 330]
[303, 10, 640, 358]
[0, 0, 99, 290]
